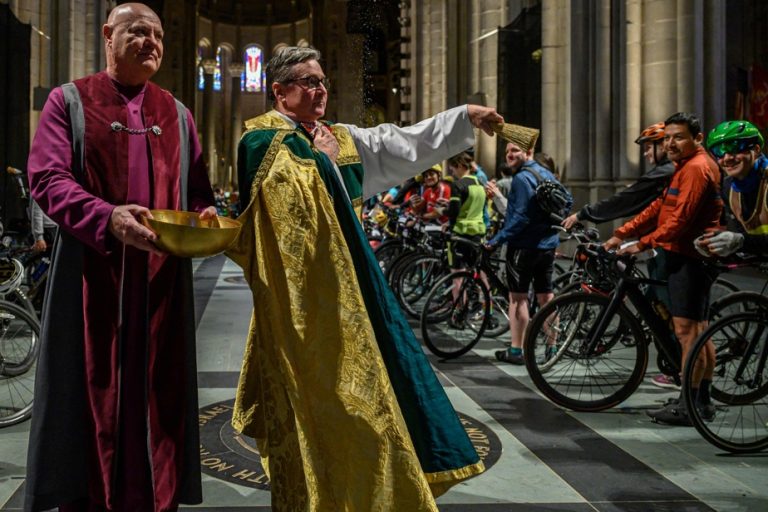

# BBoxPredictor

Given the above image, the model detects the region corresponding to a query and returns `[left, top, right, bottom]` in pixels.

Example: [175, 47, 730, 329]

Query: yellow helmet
[373, 209, 388, 227]
[421, 163, 443, 178]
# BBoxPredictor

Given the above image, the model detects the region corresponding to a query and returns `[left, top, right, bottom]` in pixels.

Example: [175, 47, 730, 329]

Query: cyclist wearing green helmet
[695, 120, 768, 256]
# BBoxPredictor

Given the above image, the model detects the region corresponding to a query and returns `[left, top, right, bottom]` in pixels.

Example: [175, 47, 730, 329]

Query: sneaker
[697, 402, 717, 422]
[651, 374, 681, 390]
[647, 396, 680, 415]
[647, 402, 692, 426]
[448, 311, 466, 330]
[537, 345, 559, 365]
[495, 349, 524, 365]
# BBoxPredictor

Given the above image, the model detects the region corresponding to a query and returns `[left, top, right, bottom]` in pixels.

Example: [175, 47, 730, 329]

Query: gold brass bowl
[141, 209, 242, 258]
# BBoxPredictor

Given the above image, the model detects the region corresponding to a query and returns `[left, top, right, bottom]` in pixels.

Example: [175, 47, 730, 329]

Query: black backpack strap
[522, 164, 546, 184]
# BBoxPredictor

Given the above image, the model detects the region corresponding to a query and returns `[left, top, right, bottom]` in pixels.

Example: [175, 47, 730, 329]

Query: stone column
[676, 0, 702, 114]
[181, 0, 198, 108]
[625, 0, 642, 174]
[567, 1, 594, 210]
[702, 0, 726, 128]
[229, 64, 244, 191]
[541, 0, 570, 181]
[201, 58, 217, 185]
[642, 1, 678, 124]
[592, 0, 614, 185]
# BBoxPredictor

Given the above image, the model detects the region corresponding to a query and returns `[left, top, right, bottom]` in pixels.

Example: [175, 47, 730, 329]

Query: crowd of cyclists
[362, 111, 768, 440]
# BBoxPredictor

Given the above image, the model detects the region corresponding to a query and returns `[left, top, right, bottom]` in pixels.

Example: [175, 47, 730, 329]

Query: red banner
[749, 65, 768, 129]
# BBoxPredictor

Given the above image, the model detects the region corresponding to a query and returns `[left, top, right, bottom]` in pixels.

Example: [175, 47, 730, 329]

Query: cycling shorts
[664, 249, 718, 321]
[505, 247, 555, 294]
[448, 235, 483, 269]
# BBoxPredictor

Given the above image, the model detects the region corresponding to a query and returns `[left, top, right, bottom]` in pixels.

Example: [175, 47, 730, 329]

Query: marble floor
[1, 254, 766, 511]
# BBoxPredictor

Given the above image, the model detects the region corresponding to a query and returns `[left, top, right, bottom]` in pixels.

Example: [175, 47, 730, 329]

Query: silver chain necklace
[110, 121, 162, 136]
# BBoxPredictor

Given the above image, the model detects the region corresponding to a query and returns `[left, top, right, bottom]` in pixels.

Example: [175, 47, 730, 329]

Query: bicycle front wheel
[0, 299, 40, 427]
[683, 312, 768, 453]
[524, 292, 648, 412]
[420, 270, 489, 359]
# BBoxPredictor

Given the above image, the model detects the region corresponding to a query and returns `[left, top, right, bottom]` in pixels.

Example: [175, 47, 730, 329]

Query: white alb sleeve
[338, 105, 476, 200]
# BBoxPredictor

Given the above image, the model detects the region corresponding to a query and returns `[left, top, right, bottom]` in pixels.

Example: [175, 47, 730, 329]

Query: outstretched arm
[341, 105, 502, 200]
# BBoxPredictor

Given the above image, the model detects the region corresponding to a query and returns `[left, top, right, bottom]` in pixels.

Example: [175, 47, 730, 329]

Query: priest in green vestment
[226, 46, 504, 512]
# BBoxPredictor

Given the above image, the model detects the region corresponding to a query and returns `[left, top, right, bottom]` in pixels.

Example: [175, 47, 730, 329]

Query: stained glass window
[213, 47, 222, 92]
[197, 44, 205, 91]
[243, 46, 265, 92]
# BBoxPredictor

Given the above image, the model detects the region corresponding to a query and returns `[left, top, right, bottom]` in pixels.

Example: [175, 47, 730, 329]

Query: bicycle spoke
[524, 292, 648, 412]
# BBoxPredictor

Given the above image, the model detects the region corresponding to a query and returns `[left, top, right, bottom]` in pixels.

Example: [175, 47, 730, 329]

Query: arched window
[243, 45, 266, 92]
[213, 47, 223, 92]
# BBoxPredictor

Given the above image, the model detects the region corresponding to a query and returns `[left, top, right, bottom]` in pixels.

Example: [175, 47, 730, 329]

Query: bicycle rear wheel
[0, 298, 39, 376]
[0, 299, 39, 427]
[524, 292, 648, 412]
[386, 249, 422, 288]
[684, 311, 768, 453]
[710, 276, 739, 306]
[394, 255, 447, 319]
[420, 270, 489, 359]
[709, 291, 768, 321]
[374, 240, 405, 276]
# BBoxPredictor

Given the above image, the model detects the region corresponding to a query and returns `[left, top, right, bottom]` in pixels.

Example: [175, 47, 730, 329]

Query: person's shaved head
[107, 2, 160, 26]
[103, 3, 164, 86]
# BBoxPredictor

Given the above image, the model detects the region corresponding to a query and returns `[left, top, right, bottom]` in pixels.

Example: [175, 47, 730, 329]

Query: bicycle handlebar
[559, 223, 601, 244]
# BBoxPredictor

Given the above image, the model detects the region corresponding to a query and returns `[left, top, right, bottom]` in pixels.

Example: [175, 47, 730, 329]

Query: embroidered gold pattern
[227, 112, 483, 510]
[331, 125, 362, 167]
[227, 144, 441, 511]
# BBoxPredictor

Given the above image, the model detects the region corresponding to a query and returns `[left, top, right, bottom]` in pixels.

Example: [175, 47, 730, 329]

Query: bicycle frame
[727, 310, 768, 391]
[582, 254, 681, 374]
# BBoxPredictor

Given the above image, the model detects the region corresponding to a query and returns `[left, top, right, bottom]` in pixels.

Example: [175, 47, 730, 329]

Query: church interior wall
[6, 0, 760, 214]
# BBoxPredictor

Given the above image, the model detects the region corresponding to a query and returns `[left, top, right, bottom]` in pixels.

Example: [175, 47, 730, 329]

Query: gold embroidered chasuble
[226, 111, 483, 511]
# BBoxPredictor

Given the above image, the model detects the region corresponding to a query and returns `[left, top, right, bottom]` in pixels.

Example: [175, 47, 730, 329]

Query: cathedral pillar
[229, 64, 244, 191]
[201, 58, 217, 185]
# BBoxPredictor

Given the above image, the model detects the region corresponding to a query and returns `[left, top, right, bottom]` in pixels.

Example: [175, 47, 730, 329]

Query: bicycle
[682, 260, 768, 453]
[0, 298, 40, 427]
[551, 226, 739, 300]
[418, 235, 512, 359]
[522, 245, 687, 411]
[388, 227, 450, 319]
[0, 239, 43, 318]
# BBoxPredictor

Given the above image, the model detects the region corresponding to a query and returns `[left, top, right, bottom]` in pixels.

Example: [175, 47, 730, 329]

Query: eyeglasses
[709, 140, 756, 159]
[285, 75, 330, 90]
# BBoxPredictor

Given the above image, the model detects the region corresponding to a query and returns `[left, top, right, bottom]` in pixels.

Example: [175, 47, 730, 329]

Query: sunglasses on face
[709, 140, 755, 159]
[285, 76, 330, 90]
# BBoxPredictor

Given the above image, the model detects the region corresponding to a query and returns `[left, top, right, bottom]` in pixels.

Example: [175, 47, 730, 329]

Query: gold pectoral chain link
[110, 121, 162, 136]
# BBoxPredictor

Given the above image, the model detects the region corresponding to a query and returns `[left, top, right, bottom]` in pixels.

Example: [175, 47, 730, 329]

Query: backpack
[523, 165, 572, 223]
